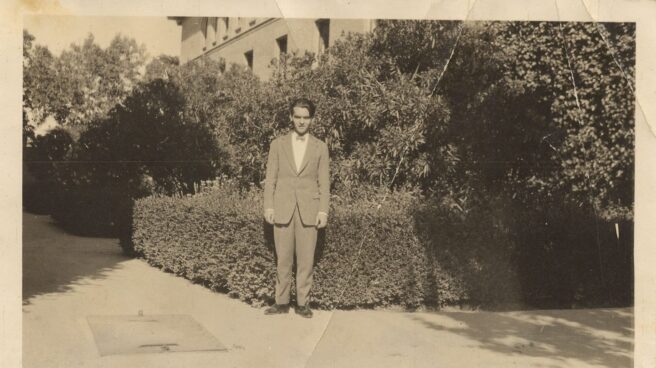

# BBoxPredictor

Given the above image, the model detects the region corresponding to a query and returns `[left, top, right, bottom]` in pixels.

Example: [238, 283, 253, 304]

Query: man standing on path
[263, 98, 330, 319]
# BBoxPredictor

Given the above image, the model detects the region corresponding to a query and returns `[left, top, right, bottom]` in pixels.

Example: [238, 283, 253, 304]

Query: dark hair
[289, 98, 316, 118]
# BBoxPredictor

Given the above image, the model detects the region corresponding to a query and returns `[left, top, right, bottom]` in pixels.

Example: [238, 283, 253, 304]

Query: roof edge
[167, 17, 185, 26]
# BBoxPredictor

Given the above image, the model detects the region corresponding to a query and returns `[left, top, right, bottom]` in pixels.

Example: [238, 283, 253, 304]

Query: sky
[24, 15, 181, 60]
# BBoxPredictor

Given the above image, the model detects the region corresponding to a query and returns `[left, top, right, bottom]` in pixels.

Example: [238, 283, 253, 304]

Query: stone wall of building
[173, 17, 374, 80]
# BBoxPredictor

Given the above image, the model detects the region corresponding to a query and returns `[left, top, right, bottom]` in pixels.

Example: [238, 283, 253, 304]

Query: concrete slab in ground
[23, 212, 633, 368]
[87, 314, 227, 355]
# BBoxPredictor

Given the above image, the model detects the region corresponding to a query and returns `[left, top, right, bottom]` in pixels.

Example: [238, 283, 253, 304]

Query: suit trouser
[273, 205, 317, 306]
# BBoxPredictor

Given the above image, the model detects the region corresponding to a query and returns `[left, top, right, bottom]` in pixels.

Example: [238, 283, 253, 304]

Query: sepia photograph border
[2, 0, 656, 367]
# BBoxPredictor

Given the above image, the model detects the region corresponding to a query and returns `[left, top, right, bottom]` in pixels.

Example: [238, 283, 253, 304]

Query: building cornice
[167, 16, 184, 26]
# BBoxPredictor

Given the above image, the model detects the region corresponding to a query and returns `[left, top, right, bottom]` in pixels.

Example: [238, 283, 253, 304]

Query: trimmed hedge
[133, 182, 632, 309]
[133, 182, 523, 309]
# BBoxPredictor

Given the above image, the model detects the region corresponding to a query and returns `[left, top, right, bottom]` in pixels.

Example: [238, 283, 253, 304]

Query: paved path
[23, 212, 633, 368]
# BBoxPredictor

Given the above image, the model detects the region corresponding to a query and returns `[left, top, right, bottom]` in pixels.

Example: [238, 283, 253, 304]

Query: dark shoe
[264, 304, 289, 315]
[295, 305, 313, 318]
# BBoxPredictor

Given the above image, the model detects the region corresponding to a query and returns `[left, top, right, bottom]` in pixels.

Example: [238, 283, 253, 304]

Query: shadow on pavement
[407, 308, 633, 368]
[23, 212, 130, 305]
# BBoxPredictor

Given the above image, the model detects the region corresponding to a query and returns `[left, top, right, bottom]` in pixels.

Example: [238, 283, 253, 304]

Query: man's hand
[264, 209, 275, 225]
[315, 212, 328, 229]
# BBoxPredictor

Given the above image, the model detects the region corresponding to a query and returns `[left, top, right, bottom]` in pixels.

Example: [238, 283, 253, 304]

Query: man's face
[291, 106, 313, 136]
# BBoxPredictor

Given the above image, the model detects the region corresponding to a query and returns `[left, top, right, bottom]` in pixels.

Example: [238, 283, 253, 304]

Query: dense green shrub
[75, 79, 228, 196]
[490, 22, 635, 221]
[135, 183, 432, 309]
[47, 79, 228, 251]
[208, 34, 452, 192]
[366, 21, 634, 222]
[508, 201, 633, 308]
[203, 21, 633, 226]
[23, 127, 74, 214]
[313, 188, 438, 308]
[133, 181, 632, 309]
[133, 182, 538, 309]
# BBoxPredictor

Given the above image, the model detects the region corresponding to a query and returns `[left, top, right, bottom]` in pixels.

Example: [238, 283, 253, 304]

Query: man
[263, 98, 330, 318]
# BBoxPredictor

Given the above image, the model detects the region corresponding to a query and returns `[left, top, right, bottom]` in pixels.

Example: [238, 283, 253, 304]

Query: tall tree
[23, 30, 57, 145]
[53, 33, 147, 130]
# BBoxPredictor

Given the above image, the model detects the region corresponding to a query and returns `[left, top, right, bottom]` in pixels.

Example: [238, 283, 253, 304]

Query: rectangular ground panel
[87, 314, 227, 356]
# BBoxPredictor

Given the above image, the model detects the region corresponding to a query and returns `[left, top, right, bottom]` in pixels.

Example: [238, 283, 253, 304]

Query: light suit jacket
[263, 132, 330, 226]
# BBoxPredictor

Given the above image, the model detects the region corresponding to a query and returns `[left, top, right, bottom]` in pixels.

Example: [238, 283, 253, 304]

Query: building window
[222, 18, 230, 40]
[244, 50, 254, 70]
[201, 17, 208, 50]
[205, 17, 217, 48]
[235, 17, 242, 33]
[276, 35, 288, 58]
[218, 17, 227, 41]
[213, 17, 219, 44]
[316, 19, 330, 55]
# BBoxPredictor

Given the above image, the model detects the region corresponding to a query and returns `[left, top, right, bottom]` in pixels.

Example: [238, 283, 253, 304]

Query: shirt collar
[292, 131, 309, 142]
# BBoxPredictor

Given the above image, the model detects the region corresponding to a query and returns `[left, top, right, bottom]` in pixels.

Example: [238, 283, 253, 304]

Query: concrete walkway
[23, 212, 633, 368]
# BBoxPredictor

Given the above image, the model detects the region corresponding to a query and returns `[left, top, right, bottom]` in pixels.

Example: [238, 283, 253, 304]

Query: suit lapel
[281, 132, 297, 174]
[297, 134, 315, 175]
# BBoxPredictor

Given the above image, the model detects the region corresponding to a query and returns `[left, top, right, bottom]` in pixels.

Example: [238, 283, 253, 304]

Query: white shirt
[291, 131, 309, 172]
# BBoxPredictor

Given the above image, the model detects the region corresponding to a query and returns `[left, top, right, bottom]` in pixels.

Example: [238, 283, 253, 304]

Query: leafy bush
[204, 21, 633, 224]
[490, 22, 635, 221]
[508, 201, 633, 308]
[186, 31, 451, 192]
[367, 21, 634, 222]
[313, 187, 439, 308]
[135, 183, 432, 309]
[76, 78, 228, 196]
[133, 180, 632, 309]
[133, 182, 539, 309]
[23, 127, 74, 214]
[48, 79, 228, 252]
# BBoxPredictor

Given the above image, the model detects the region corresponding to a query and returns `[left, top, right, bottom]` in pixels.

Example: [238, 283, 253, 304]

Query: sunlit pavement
[23, 212, 633, 368]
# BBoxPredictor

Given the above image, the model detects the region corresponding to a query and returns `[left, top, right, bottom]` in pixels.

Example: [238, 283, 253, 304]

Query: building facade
[169, 17, 376, 80]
